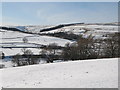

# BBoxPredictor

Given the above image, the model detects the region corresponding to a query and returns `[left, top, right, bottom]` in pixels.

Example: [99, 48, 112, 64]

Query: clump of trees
[12, 37, 40, 66]
[40, 43, 62, 63]
[62, 33, 120, 61]
[0, 52, 5, 59]
[62, 35, 98, 61]
[41, 32, 81, 41]
[12, 49, 40, 66]
[103, 33, 120, 58]
[12, 54, 21, 66]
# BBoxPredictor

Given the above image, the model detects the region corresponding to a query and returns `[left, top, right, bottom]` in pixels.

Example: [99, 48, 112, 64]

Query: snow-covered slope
[2, 48, 40, 56]
[40, 25, 118, 39]
[0, 58, 118, 88]
[1, 30, 72, 47]
[0, 29, 73, 56]
[5, 24, 118, 37]
[3, 25, 55, 33]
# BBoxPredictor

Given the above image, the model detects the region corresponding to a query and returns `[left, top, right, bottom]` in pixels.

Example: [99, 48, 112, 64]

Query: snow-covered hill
[0, 24, 119, 56]
[2, 24, 118, 38]
[0, 58, 118, 88]
[41, 25, 118, 39]
[2, 25, 55, 33]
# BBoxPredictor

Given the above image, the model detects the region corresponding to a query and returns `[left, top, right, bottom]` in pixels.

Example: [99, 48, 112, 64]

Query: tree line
[1, 32, 119, 67]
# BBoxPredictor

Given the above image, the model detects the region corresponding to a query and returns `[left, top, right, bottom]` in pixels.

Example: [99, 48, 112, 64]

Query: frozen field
[0, 58, 118, 88]
[0, 29, 73, 56]
[1, 30, 73, 47]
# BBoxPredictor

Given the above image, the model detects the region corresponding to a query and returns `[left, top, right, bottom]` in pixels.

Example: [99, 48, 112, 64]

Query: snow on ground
[0, 58, 118, 88]
[2, 48, 41, 56]
[1, 25, 118, 49]
[0, 29, 73, 56]
[25, 25, 55, 33]
[41, 25, 118, 39]
[0, 60, 13, 68]
[1, 30, 30, 38]
[0, 30, 73, 47]
[2, 25, 55, 33]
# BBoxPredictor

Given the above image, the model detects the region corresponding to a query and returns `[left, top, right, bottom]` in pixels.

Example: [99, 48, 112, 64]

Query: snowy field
[0, 29, 73, 56]
[1, 30, 72, 47]
[1, 48, 41, 56]
[0, 58, 118, 88]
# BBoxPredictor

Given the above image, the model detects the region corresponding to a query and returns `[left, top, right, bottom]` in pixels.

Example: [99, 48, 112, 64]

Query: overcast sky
[1, 2, 118, 25]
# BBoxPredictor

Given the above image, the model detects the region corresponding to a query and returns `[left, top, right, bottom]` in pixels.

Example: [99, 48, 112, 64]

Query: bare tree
[21, 48, 34, 65]
[25, 49, 33, 65]
[23, 37, 28, 43]
[47, 43, 58, 54]
[21, 48, 26, 55]
[103, 33, 120, 58]
[12, 53, 21, 66]
[0, 52, 5, 59]
[39, 49, 47, 56]
[62, 35, 98, 61]
[62, 43, 71, 61]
